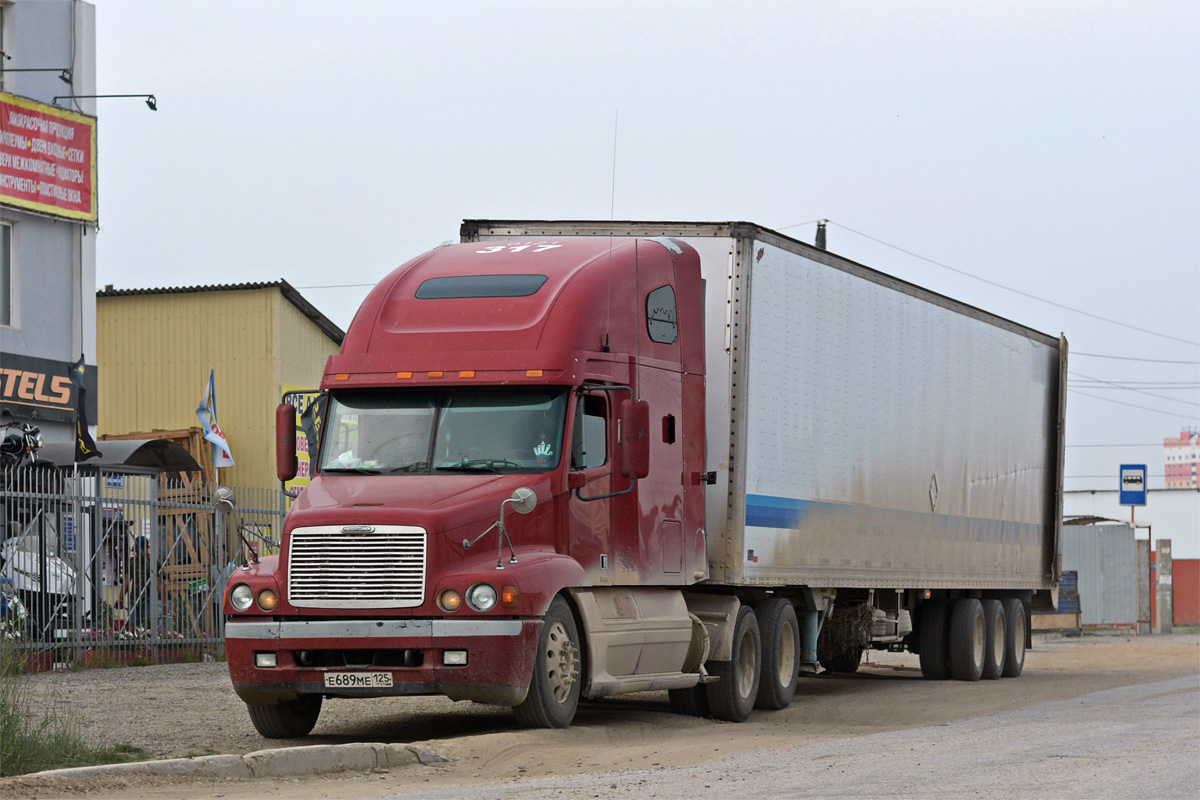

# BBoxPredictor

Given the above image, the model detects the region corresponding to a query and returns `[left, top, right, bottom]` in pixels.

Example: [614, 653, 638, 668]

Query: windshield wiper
[435, 459, 510, 474]
[387, 461, 429, 474]
[322, 467, 382, 475]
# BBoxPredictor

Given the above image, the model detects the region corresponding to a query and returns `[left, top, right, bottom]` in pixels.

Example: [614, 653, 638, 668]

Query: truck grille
[287, 525, 427, 609]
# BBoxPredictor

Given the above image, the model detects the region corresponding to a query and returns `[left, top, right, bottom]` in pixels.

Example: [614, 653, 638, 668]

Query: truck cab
[224, 236, 710, 734]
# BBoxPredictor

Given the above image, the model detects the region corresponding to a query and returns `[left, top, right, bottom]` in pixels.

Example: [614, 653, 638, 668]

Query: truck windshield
[318, 389, 568, 475]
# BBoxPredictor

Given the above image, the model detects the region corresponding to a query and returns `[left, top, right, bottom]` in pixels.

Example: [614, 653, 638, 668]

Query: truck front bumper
[225, 618, 540, 707]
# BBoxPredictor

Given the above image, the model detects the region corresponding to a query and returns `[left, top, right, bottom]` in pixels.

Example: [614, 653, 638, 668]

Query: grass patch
[0, 642, 148, 777]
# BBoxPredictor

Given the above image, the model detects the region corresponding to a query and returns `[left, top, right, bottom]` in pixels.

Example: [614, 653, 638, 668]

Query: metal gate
[1, 465, 285, 670]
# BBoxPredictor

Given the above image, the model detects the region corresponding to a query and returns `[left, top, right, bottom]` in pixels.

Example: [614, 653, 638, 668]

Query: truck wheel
[948, 598, 985, 681]
[823, 646, 862, 674]
[754, 598, 800, 709]
[706, 604, 760, 722]
[245, 696, 322, 738]
[1001, 598, 1026, 677]
[668, 684, 710, 717]
[513, 596, 581, 729]
[918, 599, 950, 680]
[981, 599, 1005, 680]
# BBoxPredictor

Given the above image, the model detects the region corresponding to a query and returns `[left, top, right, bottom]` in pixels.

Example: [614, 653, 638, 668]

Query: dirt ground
[12, 632, 1200, 798]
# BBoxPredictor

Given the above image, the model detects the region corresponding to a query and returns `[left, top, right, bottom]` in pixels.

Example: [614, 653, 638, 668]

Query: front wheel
[513, 596, 582, 728]
[246, 695, 322, 738]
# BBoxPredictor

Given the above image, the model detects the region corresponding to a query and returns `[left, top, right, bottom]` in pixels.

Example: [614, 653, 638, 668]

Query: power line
[824, 221, 1200, 348]
[1066, 475, 1167, 479]
[1071, 371, 1200, 409]
[1072, 352, 1200, 365]
[1067, 443, 1163, 448]
[294, 283, 377, 289]
[1069, 388, 1200, 421]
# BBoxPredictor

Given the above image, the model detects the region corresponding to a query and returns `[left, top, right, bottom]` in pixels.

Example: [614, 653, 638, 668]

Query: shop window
[1, 223, 11, 326]
[646, 285, 677, 344]
[572, 394, 607, 470]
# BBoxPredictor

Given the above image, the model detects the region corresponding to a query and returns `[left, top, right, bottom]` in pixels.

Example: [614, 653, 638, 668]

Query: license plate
[323, 671, 394, 689]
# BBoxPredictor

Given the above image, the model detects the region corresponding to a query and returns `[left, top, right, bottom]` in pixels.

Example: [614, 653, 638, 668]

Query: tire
[823, 646, 862, 674]
[948, 598, 985, 682]
[1001, 598, 1026, 678]
[981, 599, 1005, 680]
[754, 598, 800, 709]
[918, 599, 950, 680]
[245, 695, 322, 738]
[668, 684, 710, 717]
[513, 596, 582, 728]
[705, 604, 761, 722]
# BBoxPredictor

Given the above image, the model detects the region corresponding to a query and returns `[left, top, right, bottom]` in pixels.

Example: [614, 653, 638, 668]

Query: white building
[1064, 488, 1200, 560]
[1164, 429, 1199, 490]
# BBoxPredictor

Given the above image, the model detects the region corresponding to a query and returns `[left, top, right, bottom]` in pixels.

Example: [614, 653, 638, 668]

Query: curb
[1, 742, 450, 791]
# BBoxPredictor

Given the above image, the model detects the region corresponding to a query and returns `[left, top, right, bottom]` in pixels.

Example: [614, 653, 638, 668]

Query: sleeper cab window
[646, 285, 677, 344]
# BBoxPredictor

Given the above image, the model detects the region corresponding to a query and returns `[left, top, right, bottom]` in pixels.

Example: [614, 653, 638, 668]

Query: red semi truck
[224, 221, 1065, 736]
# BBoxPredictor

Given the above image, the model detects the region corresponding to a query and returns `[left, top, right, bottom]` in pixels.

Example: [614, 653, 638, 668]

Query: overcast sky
[87, 0, 1199, 497]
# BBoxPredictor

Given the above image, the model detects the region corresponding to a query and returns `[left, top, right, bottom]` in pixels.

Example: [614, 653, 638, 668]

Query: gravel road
[15, 632, 1200, 799]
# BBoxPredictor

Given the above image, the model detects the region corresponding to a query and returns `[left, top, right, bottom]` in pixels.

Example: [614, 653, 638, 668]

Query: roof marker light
[526, 369, 543, 377]
[428, 371, 444, 379]
[396, 371, 412, 379]
[334, 373, 349, 381]
[459, 370, 475, 378]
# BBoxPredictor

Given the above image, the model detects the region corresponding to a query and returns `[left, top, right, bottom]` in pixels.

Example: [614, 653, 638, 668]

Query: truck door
[566, 391, 614, 583]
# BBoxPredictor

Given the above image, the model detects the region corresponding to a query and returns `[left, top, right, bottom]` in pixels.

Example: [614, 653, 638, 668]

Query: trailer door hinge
[703, 471, 716, 485]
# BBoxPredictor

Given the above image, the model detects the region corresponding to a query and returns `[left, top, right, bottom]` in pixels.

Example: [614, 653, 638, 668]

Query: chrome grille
[287, 525, 426, 609]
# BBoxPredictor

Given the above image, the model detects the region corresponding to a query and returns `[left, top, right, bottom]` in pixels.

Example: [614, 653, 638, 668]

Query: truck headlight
[467, 583, 498, 612]
[230, 583, 254, 611]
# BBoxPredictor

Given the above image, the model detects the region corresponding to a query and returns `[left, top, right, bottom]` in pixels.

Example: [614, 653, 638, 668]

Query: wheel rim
[777, 622, 796, 685]
[991, 614, 1005, 662]
[544, 620, 578, 704]
[736, 628, 757, 698]
[971, 614, 984, 664]
[1013, 611, 1026, 659]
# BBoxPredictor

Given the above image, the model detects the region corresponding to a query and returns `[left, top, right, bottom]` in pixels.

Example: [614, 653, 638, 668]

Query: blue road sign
[1119, 464, 1147, 506]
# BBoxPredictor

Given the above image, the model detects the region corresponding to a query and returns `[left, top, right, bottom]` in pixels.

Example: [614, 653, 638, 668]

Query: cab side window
[572, 394, 608, 469]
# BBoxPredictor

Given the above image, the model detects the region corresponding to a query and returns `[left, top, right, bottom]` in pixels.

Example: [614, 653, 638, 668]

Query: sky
[86, 0, 1199, 499]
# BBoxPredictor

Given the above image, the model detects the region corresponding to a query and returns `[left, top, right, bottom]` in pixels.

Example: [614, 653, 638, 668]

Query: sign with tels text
[1119, 464, 1147, 506]
[0, 92, 98, 222]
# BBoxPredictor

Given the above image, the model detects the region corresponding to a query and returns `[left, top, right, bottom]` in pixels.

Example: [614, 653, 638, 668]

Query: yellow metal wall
[97, 288, 340, 493]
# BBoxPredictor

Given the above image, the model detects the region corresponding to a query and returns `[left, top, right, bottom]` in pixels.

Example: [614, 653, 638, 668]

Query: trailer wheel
[668, 684, 710, 717]
[918, 599, 950, 680]
[245, 696, 322, 738]
[754, 598, 799, 709]
[1001, 598, 1026, 678]
[513, 596, 581, 729]
[981, 599, 1005, 680]
[706, 604, 760, 722]
[948, 598, 985, 681]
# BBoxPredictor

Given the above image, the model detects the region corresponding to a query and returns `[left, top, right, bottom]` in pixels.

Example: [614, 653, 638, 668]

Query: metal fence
[0, 465, 285, 670]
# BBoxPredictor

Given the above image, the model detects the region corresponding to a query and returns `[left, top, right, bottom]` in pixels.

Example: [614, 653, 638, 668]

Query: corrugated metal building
[96, 281, 343, 493]
[1064, 489, 1200, 560]
[1061, 523, 1137, 628]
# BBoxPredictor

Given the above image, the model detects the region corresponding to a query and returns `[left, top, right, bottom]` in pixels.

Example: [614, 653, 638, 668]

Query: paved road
[352, 675, 1200, 800]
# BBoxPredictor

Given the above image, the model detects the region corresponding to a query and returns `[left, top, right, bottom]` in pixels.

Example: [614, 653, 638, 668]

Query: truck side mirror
[276, 403, 298, 482]
[618, 399, 650, 480]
